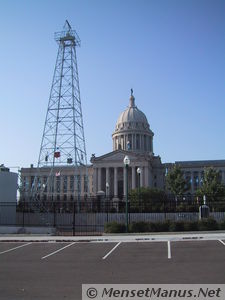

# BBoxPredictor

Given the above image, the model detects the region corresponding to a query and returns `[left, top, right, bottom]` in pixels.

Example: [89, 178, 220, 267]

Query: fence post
[72, 201, 76, 236]
[128, 200, 130, 226]
[163, 197, 166, 221]
[106, 200, 109, 223]
[22, 201, 25, 227]
[53, 202, 56, 228]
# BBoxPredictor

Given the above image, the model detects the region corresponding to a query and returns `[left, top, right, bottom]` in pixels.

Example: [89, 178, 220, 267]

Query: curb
[0, 232, 225, 243]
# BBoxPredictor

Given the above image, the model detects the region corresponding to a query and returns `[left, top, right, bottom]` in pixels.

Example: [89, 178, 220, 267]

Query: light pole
[106, 182, 109, 201]
[123, 155, 130, 233]
[106, 182, 109, 214]
[137, 167, 142, 211]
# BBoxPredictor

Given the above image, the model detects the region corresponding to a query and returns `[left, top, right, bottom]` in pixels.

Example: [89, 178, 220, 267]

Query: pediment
[92, 150, 146, 164]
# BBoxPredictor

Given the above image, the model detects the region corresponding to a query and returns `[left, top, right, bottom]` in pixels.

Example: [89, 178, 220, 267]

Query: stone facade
[20, 165, 94, 201]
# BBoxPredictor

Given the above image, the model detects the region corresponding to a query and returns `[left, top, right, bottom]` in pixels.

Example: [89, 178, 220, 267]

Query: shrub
[147, 222, 158, 232]
[104, 222, 126, 233]
[198, 218, 218, 231]
[183, 221, 199, 231]
[104, 219, 220, 233]
[169, 221, 185, 232]
[129, 222, 149, 233]
[219, 219, 225, 230]
[152, 220, 171, 232]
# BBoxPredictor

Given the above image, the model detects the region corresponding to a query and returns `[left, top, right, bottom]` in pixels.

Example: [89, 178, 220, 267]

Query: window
[31, 176, 34, 188]
[70, 175, 74, 192]
[63, 176, 67, 193]
[194, 172, 199, 190]
[23, 177, 28, 192]
[43, 176, 47, 192]
[56, 177, 60, 193]
[84, 175, 88, 193]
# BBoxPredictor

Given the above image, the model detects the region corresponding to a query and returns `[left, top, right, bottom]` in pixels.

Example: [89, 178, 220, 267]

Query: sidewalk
[0, 231, 225, 242]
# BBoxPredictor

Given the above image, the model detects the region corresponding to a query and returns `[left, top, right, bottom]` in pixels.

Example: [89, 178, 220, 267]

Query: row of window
[22, 175, 89, 194]
[184, 170, 224, 190]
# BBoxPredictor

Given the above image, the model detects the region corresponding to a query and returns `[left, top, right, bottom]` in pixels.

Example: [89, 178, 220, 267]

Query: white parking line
[41, 242, 76, 260]
[102, 242, 121, 260]
[0, 242, 32, 255]
[167, 241, 171, 259]
[218, 239, 225, 246]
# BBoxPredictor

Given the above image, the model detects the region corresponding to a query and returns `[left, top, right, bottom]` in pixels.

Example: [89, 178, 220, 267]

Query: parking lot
[0, 238, 225, 299]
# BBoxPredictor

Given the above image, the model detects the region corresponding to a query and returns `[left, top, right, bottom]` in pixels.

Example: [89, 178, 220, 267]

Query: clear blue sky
[1, 0, 225, 170]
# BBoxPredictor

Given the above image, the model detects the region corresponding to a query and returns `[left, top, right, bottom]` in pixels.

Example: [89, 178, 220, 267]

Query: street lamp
[137, 167, 142, 210]
[106, 182, 109, 214]
[106, 182, 109, 199]
[123, 155, 130, 233]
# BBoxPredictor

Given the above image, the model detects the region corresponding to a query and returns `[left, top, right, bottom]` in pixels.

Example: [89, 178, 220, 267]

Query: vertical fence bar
[128, 201, 131, 226]
[106, 201, 109, 223]
[22, 202, 25, 227]
[53, 202, 56, 228]
[72, 201, 76, 236]
[163, 197, 166, 222]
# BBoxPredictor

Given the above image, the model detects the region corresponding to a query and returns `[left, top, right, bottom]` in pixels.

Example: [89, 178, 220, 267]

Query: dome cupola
[112, 90, 154, 154]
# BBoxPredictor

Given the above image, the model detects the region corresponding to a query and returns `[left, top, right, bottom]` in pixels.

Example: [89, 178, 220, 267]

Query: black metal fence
[0, 195, 225, 235]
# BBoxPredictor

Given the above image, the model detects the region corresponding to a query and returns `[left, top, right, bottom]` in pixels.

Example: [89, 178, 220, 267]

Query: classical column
[97, 167, 102, 192]
[150, 137, 153, 153]
[140, 135, 143, 151]
[125, 135, 127, 150]
[93, 168, 97, 195]
[132, 166, 136, 189]
[114, 167, 118, 198]
[144, 166, 149, 187]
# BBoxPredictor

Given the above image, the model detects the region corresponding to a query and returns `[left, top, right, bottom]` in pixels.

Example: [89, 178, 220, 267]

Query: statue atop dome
[129, 88, 135, 107]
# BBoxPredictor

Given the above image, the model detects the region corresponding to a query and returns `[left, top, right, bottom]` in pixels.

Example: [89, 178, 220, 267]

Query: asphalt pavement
[0, 234, 225, 299]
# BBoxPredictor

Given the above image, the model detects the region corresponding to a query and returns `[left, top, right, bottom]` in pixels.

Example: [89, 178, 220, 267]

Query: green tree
[129, 187, 166, 212]
[197, 167, 225, 201]
[166, 165, 189, 197]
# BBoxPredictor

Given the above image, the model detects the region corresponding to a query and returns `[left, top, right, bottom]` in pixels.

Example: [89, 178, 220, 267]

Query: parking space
[103, 241, 168, 262]
[172, 240, 225, 262]
[0, 242, 29, 254]
[0, 239, 225, 299]
[41, 242, 117, 262]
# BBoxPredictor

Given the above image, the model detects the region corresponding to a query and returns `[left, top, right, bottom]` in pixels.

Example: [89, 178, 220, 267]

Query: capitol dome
[112, 90, 154, 154]
[115, 92, 150, 131]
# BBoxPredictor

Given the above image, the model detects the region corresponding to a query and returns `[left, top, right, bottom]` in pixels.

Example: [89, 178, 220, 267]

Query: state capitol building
[21, 91, 225, 201]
